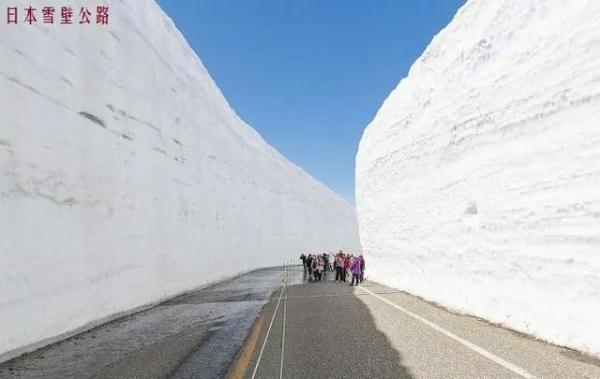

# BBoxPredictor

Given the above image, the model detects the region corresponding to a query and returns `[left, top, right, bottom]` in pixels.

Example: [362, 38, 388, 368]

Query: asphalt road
[235, 266, 600, 379]
[2, 265, 600, 378]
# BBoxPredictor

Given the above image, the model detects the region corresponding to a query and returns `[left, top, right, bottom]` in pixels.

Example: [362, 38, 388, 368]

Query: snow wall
[0, 0, 359, 360]
[356, 0, 600, 356]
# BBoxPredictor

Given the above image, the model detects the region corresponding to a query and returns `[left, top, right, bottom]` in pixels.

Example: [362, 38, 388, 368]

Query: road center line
[251, 284, 284, 379]
[360, 286, 536, 379]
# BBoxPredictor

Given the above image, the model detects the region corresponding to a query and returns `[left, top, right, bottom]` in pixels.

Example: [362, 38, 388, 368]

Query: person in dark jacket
[306, 254, 314, 280]
[359, 255, 365, 282]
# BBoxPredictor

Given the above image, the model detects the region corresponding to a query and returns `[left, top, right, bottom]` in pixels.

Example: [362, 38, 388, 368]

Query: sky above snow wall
[0, 0, 359, 360]
[356, 0, 600, 357]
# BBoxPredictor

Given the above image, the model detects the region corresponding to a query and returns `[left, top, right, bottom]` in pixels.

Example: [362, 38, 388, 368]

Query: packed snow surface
[0, 0, 359, 360]
[356, 0, 600, 356]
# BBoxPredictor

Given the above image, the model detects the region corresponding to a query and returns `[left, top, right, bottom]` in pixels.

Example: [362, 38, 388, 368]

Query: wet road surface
[0, 267, 290, 379]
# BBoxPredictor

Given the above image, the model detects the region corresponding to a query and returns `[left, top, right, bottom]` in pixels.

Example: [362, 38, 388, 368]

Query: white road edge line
[251, 282, 285, 379]
[361, 286, 536, 379]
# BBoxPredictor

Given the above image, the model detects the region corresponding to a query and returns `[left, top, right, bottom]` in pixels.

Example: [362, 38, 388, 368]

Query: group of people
[299, 250, 365, 286]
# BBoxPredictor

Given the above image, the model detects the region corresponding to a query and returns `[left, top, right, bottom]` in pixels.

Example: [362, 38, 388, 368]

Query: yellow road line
[226, 311, 266, 379]
[251, 286, 284, 379]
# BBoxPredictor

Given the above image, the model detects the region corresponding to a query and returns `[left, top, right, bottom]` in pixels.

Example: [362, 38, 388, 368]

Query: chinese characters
[5, 5, 109, 25]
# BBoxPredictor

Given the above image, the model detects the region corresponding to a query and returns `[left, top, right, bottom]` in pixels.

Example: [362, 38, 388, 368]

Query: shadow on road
[252, 266, 413, 378]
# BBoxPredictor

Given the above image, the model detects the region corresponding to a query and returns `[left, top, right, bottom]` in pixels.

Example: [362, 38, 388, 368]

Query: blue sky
[156, 0, 466, 202]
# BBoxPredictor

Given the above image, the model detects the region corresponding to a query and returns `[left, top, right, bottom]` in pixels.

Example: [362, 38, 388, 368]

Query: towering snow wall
[0, 0, 359, 360]
[356, 0, 600, 356]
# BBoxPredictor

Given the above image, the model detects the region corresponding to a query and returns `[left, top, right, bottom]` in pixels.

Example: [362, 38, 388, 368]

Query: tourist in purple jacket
[350, 256, 361, 286]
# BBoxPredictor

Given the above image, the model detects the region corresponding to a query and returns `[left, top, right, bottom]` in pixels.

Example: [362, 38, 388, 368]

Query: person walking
[316, 256, 325, 281]
[343, 254, 350, 282]
[335, 252, 344, 282]
[350, 256, 361, 286]
[311, 255, 323, 281]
